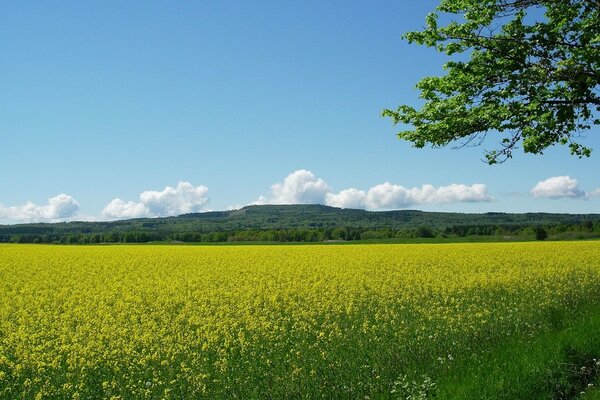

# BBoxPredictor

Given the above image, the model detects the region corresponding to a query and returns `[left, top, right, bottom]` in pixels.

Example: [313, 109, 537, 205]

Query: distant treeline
[2, 220, 599, 244]
[2, 205, 600, 244]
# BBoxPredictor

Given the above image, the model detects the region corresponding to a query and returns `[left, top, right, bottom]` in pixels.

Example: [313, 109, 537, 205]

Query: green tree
[534, 226, 548, 240]
[383, 0, 600, 164]
[414, 226, 436, 238]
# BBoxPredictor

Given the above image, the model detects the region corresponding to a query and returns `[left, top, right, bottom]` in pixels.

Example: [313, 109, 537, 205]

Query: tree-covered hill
[1, 204, 599, 244]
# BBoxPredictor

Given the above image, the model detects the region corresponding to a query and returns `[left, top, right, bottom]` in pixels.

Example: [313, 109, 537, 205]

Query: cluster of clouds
[0, 194, 80, 223]
[102, 181, 209, 219]
[530, 176, 600, 199]
[1, 171, 599, 224]
[254, 169, 492, 209]
[0, 181, 210, 223]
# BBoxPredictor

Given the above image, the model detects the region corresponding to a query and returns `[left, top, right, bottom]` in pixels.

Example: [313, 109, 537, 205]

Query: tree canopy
[383, 0, 600, 164]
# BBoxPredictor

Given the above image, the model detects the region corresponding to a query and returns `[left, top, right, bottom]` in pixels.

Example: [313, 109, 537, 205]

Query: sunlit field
[0, 242, 599, 399]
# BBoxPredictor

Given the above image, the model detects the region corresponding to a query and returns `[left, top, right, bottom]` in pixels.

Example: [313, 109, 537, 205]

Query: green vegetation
[437, 304, 600, 399]
[582, 386, 600, 400]
[1, 204, 599, 244]
[383, 0, 600, 164]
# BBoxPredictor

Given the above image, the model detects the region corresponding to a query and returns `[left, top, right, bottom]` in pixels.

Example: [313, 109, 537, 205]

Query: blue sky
[1, 1, 599, 223]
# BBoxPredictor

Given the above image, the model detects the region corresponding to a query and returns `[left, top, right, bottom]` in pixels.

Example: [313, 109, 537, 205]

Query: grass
[582, 387, 600, 400]
[435, 304, 600, 399]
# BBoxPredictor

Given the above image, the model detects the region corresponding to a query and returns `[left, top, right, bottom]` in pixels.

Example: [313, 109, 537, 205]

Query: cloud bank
[530, 176, 588, 199]
[102, 181, 209, 219]
[0, 194, 80, 223]
[256, 170, 492, 210]
[326, 182, 491, 209]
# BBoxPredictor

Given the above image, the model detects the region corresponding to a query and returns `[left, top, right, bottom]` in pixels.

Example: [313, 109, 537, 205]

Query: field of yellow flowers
[0, 242, 599, 399]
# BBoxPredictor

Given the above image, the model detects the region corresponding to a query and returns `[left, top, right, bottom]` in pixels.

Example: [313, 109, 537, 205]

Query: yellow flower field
[0, 242, 599, 399]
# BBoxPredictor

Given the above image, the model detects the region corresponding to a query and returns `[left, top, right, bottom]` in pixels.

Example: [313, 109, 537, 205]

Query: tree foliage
[383, 0, 600, 164]
[534, 226, 548, 240]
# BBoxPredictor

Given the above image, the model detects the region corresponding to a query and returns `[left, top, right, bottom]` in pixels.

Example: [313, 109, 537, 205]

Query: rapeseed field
[0, 242, 599, 399]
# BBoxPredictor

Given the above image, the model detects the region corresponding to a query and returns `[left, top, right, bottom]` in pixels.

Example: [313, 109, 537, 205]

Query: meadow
[0, 242, 599, 399]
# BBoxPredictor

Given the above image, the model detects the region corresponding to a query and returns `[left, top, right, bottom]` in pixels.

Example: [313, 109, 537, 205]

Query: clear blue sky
[1, 1, 599, 223]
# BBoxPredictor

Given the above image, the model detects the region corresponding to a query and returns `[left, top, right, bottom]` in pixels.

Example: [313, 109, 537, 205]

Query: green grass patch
[435, 305, 600, 400]
[581, 386, 600, 400]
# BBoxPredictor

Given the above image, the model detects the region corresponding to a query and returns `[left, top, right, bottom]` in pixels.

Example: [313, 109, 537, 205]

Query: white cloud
[102, 199, 148, 219]
[257, 169, 331, 205]
[102, 181, 209, 219]
[325, 188, 367, 209]
[140, 181, 209, 215]
[327, 182, 491, 210]
[588, 188, 600, 198]
[530, 176, 586, 199]
[256, 170, 492, 210]
[0, 194, 80, 223]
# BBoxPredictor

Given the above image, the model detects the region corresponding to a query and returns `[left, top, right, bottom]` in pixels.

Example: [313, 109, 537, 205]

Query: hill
[1, 204, 599, 243]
